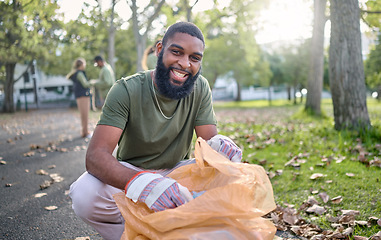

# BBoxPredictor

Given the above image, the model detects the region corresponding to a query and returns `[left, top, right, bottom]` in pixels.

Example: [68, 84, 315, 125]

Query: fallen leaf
[306, 204, 325, 215]
[355, 220, 369, 226]
[310, 173, 326, 180]
[34, 193, 47, 198]
[318, 192, 329, 203]
[346, 173, 355, 177]
[378, 219, 381, 227]
[0, 160, 6, 165]
[5, 183, 12, 187]
[50, 173, 64, 183]
[331, 196, 343, 204]
[342, 210, 360, 216]
[40, 180, 53, 190]
[353, 236, 368, 240]
[35, 169, 48, 175]
[44, 206, 58, 211]
[23, 151, 35, 157]
[47, 165, 56, 169]
[343, 227, 353, 236]
[74, 237, 90, 240]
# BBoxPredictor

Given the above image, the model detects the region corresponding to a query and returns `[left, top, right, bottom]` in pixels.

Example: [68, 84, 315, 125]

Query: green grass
[214, 98, 381, 237]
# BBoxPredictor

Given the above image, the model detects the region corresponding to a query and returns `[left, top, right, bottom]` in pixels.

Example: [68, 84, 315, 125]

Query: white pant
[69, 160, 195, 240]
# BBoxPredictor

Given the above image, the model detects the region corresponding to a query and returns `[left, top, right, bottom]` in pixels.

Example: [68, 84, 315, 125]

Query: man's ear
[155, 41, 163, 57]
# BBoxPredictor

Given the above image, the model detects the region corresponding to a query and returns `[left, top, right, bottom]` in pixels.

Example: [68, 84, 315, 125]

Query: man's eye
[171, 50, 180, 55]
[191, 56, 201, 62]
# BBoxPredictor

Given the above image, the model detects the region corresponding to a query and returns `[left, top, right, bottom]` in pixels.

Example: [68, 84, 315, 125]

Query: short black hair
[161, 22, 205, 48]
[94, 55, 103, 62]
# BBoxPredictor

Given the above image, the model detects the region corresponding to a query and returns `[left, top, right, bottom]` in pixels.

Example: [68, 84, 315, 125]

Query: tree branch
[361, 10, 381, 14]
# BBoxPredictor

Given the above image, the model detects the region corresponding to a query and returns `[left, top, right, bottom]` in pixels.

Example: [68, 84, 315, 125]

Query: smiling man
[69, 22, 242, 240]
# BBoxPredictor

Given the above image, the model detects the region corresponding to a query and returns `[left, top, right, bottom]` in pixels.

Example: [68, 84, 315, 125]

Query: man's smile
[170, 69, 189, 85]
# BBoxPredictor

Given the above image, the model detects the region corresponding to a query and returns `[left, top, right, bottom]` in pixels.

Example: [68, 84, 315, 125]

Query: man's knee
[69, 172, 105, 221]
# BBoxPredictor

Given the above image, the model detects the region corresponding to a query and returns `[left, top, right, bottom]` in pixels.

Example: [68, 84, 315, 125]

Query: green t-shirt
[95, 63, 115, 98]
[98, 70, 217, 169]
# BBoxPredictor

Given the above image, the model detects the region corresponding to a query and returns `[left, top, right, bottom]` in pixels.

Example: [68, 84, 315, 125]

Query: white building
[13, 63, 74, 106]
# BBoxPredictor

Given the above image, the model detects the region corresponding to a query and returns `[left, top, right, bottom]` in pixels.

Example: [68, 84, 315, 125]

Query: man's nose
[178, 56, 191, 69]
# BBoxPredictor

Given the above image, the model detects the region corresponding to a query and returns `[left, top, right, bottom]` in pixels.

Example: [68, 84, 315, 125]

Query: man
[69, 22, 242, 240]
[91, 55, 115, 107]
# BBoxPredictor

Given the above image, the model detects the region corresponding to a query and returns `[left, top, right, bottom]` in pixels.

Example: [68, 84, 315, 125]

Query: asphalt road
[0, 108, 101, 240]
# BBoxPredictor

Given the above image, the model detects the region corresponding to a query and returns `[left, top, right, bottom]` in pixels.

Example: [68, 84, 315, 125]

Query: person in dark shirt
[66, 58, 92, 138]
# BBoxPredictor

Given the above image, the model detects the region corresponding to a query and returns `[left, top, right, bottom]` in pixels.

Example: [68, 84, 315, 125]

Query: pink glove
[125, 171, 193, 212]
[207, 134, 242, 162]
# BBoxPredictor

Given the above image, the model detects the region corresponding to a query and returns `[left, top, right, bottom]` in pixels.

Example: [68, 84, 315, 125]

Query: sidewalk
[0, 107, 101, 240]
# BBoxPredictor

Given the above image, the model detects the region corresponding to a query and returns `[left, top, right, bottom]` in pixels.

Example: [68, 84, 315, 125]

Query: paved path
[0, 108, 100, 240]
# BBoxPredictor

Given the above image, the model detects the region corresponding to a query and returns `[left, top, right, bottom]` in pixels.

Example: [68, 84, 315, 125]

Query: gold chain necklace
[151, 73, 178, 120]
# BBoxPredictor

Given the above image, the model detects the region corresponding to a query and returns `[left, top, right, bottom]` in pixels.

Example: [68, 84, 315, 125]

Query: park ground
[0, 98, 380, 239]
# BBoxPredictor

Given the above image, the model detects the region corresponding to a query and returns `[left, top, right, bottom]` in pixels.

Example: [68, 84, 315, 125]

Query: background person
[141, 39, 160, 70]
[69, 22, 242, 240]
[91, 55, 115, 108]
[66, 58, 92, 138]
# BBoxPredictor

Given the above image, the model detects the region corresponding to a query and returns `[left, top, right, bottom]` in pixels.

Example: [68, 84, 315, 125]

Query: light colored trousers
[69, 160, 195, 240]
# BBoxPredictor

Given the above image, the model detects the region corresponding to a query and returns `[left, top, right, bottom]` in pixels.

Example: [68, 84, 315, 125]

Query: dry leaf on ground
[44, 206, 58, 211]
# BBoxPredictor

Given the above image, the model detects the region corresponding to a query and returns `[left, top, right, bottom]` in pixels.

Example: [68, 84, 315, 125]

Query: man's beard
[154, 51, 200, 100]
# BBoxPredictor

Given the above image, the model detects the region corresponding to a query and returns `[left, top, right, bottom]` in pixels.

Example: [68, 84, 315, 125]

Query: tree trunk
[128, 0, 165, 72]
[3, 63, 16, 113]
[235, 82, 241, 101]
[329, 0, 370, 130]
[305, 0, 327, 115]
[108, 0, 116, 71]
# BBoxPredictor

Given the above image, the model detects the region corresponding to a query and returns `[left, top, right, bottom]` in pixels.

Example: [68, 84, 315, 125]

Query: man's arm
[195, 124, 218, 141]
[86, 124, 138, 190]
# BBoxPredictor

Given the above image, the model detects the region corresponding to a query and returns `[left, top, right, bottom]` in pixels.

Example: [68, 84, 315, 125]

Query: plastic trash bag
[114, 137, 277, 240]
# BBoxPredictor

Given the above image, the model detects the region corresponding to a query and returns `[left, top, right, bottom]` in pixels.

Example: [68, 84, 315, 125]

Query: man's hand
[207, 134, 242, 162]
[125, 171, 193, 212]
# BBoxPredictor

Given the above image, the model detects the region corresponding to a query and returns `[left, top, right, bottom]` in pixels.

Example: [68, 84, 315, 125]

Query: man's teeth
[173, 70, 186, 78]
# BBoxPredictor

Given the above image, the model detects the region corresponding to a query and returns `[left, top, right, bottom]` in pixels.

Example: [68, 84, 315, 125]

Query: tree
[364, 33, 381, 100]
[305, 0, 327, 115]
[127, 0, 166, 72]
[0, 0, 62, 113]
[281, 41, 310, 104]
[192, 0, 271, 101]
[329, 0, 370, 130]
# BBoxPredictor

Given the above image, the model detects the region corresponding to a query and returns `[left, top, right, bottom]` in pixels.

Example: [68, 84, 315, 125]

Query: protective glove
[207, 134, 242, 163]
[125, 171, 193, 212]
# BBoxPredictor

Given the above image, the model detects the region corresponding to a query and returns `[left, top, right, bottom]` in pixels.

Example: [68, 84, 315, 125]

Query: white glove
[125, 171, 193, 212]
[207, 134, 242, 162]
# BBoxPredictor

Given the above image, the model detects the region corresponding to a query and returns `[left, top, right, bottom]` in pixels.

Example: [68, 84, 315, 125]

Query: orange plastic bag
[114, 137, 277, 240]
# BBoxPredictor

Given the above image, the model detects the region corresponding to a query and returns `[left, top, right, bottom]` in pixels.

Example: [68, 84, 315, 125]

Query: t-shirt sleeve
[97, 81, 130, 130]
[194, 76, 217, 126]
[77, 72, 91, 88]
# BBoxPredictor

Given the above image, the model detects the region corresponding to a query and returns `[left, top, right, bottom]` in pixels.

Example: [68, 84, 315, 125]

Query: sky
[57, 0, 314, 44]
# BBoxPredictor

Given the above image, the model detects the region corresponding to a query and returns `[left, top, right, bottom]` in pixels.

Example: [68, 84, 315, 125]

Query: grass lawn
[214, 98, 381, 238]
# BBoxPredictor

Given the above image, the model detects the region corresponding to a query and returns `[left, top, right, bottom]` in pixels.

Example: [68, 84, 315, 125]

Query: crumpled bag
[114, 137, 277, 240]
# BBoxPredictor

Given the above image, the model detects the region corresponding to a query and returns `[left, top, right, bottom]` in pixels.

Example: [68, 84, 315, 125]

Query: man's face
[154, 32, 204, 100]
[94, 60, 103, 68]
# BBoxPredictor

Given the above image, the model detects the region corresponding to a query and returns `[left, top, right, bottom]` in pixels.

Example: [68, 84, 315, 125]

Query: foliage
[0, 0, 62, 64]
[0, 0, 63, 112]
[361, 0, 381, 30]
[364, 34, 381, 98]
[214, 98, 381, 238]
[39, 2, 135, 80]
[190, 0, 272, 95]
